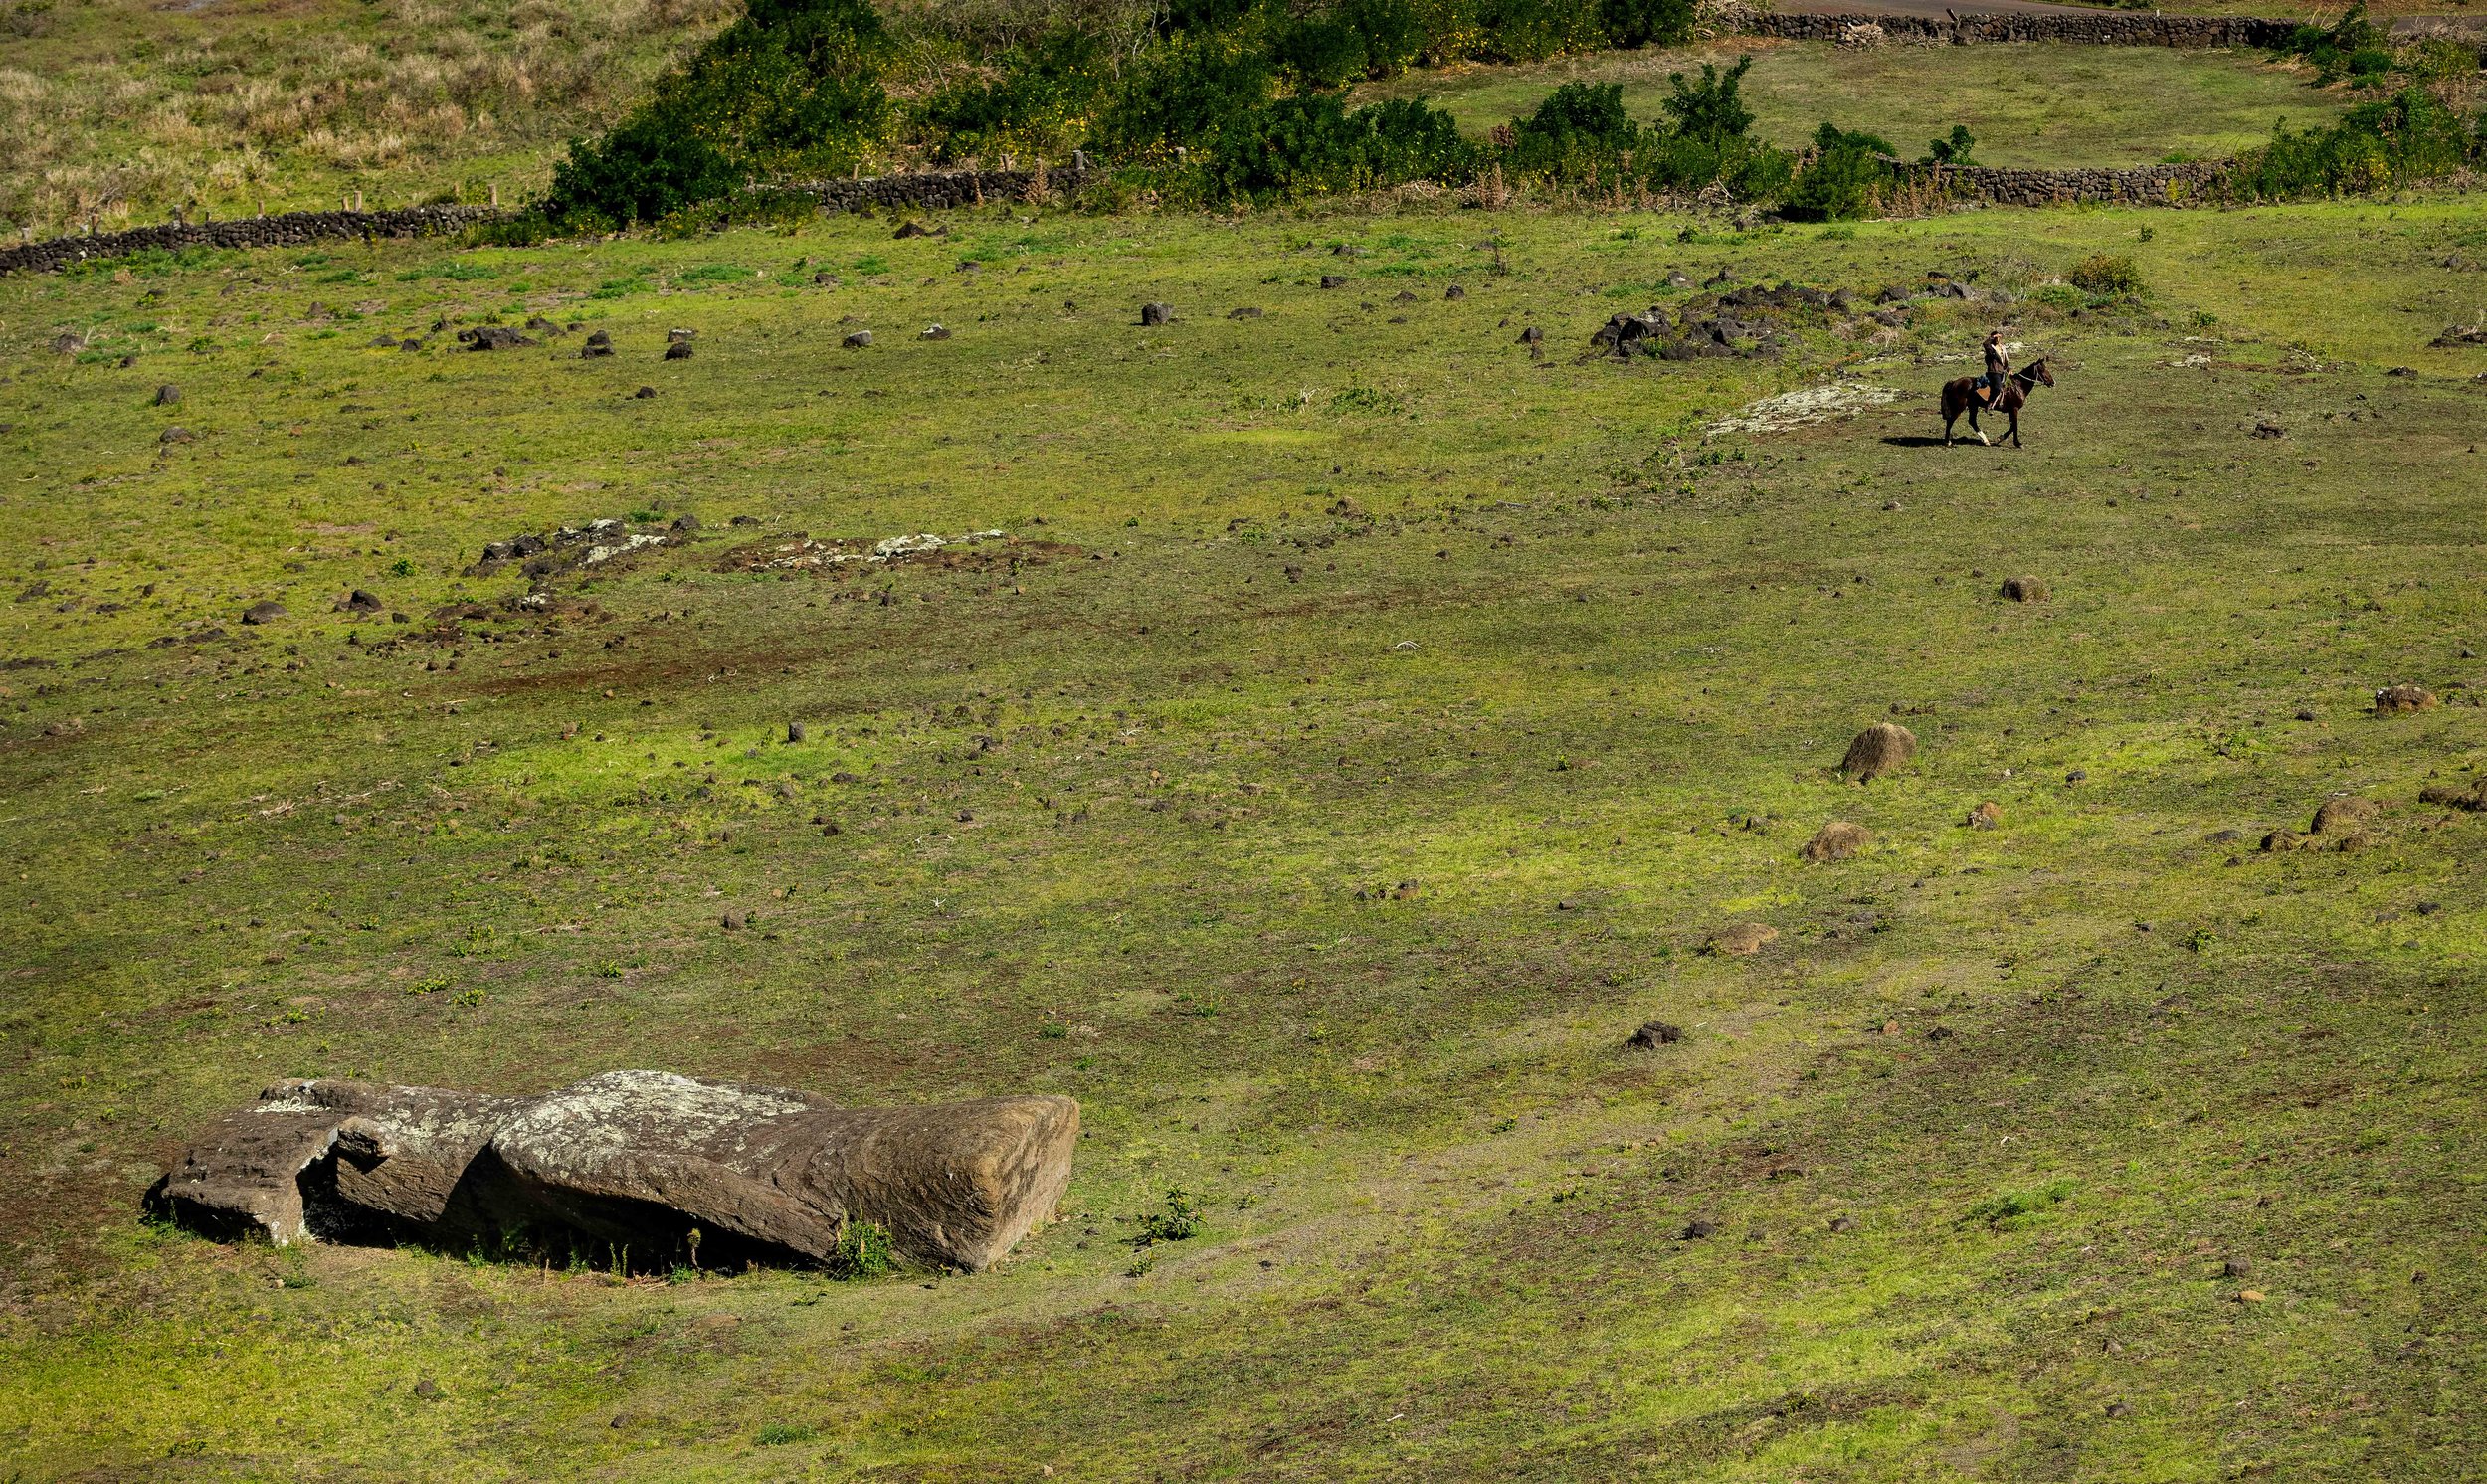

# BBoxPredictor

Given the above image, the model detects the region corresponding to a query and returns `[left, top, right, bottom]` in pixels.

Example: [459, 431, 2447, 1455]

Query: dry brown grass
[0, 0, 742, 234]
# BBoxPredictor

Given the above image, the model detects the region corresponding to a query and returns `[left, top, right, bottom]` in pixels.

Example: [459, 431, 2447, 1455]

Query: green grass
[1357, 39, 2355, 166]
[3, 196, 2487, 1478]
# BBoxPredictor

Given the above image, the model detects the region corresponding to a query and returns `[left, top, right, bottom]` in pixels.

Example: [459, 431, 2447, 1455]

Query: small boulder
[892, 220, 936, 239]
[2374, 684, 2438, 714]
[1966, 800, 2002, 830]
[633, 386, 658, 399]
[843, 330, 873, 348]
[1682, 1217, 1720, 1239]
[1802, 821, 1871, 862]
[2310, 795, 2377, 835]
[581, 330, 615, 359]
[153, 384, 181, 407]
[1516, 325, 1543, 346]
[337, 590, 385, 615]
[1628, 1020, 1683, 1049]
[1840, 722, 1917, 782]
[1708, 923, 1777, 957]
[160, 426, 195, 445]
[1228, 306, 1262, 320]
[1999, 575, 2048, 603]
[1139, 303, 1173, 327]
[919, 324, 952, 340]
[1319, 275, 1348, 289]
[787, 721, 808, 743]
[1443, 284, 1466, 300]
[241, 600, 288, 625]
[663, 341, 693, 361]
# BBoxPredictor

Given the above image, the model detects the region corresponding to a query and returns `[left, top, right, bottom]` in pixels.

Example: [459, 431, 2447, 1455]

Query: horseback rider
[1980, 331, 2010, 406]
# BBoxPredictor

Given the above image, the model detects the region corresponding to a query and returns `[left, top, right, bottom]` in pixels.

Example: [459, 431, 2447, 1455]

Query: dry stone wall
[1737, 10, 2298, 47]
[1890, 158, 2234, 208]
[0, 166, 1101, 276]
[0, 205, 497, 277]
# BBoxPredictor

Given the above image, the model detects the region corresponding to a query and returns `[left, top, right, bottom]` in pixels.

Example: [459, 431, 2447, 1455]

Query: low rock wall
[1888, 157, 2233, 207]
[1739, 9, 2298, 47]
[0, 167, 1101, 275]
[0, 205, 497, 277]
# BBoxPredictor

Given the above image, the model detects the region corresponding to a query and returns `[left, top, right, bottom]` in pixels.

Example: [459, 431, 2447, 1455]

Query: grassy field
[3, 192, 2486, 1478]
[0, 0, 737, 237]
[1356, 39, 2354, 166]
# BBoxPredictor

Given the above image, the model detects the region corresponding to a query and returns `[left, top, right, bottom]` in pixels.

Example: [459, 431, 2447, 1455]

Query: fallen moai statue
[149, 1070, 1078, 1272]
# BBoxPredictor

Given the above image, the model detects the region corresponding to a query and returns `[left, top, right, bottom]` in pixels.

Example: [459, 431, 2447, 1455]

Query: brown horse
[1941, 357, 2053, 448]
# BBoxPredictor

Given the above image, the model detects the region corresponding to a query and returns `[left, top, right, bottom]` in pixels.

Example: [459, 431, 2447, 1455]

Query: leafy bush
[1095, 33, 1274, 158]
[541, 0, 892, 228]
[1502, 81, 1639, 182]
[825, 1219, 895, 1278]
[2227, 87, 2480, 200]
[1209, 94, 1474, 199]
[1475, 0, 1604, 63]
[1598, 0, 1693, 49]
[1342, 0, 1427, 76]
[1922, 123, 1977, 166]
[914, 30, 1111, 161]
[2278, 1, 2388, 84]
[2066, 252, 2146, 297]
[1779, 121, 1893, 221]
[1131, 1188, 1206, 1246]
[1276, 13, 1371, 88]
[1656, 56, 1755, 147]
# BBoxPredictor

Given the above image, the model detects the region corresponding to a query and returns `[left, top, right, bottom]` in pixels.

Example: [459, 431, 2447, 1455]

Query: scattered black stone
[892, 220, 939, 239]
[633, 386, 658, 399]
[399, 339, 423, 352]
[241, 600, 287, 625]
[720, 909, 749, 931]
[1627, 1020, 1682, 1049]
[1139, 302, 1173, 327]
[153, 384, 181, 407]
[1516, 326, 1543, 346]
[831, 770, 861, 784]
[581, 330, 615, 359]
[730, 514, 762, 526]
[844, 330, 874, 348]
[1444, 284, 1466, 300]
[456, 325, 536, 351]
[787, 721, 808, 743]
[663, 341, 693, 361]
[336, 590, 385, 615]
[2105, 1402, 2131, 1419]
[1828, 1215, 1857, 1232]
[1682, 1217, 1720, 1240]
[1229, 306, 1262, 320]
[670, 513, 701, 533]
[526, 316, 560, 332]
[1320, 275, 1349, 289]
[920, 324, 952, 340]
[1392, 289, 1418, 303]
[159, 426, 195, 444]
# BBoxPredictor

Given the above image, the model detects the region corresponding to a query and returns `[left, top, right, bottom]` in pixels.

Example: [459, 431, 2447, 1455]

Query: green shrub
[541, 0, 892, 228]
[2066, 253, 2146, 297]
[1779, 122, 1893, 221]
[1211, 94, 1474, 199]
[1343, 0, 1427, 76]
[2227, 87, 2480, 200]
[825, 1219, 894, 1278]
[1922, 123, 1977, 166]
[1096, 33, 1275, 158]
[1131, 1188, 1206, 1246]
[1276, 14, 1371, 88]
[1598, 0, 1691, 48]
[1657, 55, 1755, 147]
[913, 30, 1111, 161]
[1502, 81, 1639, 182]
[2279, 1, 2387, 84]
[1475, 0, 1602, 63]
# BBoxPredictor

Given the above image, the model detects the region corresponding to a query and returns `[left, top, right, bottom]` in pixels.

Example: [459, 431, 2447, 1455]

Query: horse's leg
[1970, 406, 1989, 447]
[1943, 404, 1956, 447]
[2009, 407, 2022, 448]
